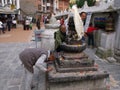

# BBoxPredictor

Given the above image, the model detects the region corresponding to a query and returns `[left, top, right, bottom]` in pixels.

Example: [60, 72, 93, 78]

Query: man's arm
[35, 54, 53, 72]
[35, 54, 47, 72]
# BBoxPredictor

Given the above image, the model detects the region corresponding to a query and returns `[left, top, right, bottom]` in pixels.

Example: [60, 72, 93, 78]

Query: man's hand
[46, 67, 53, 72]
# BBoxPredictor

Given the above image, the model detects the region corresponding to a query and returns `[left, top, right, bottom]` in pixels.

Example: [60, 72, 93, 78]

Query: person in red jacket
[86, 23, 98, 48]
[60, 16, 64, 25]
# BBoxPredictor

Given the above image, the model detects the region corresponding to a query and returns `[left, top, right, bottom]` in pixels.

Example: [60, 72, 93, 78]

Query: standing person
[54, 24, 66, 52]
[36, 18, 40, 29]
[7, 18, 12, 31]
[12, 19, 17, 28]
[80, 12, 87, 25]
[23, 19, 26, 30]
[60, 16, 64, 25]
[86, 23, 98, 48]
[25, 19, 30, 30]
[80, 12, 87, 42]
[0, 19, 5, 34]
[19, 48, 55, 90]
[29, 22, 32, 30]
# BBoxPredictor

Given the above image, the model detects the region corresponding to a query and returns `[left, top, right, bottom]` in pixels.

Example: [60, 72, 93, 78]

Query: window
[38, 4, 41, 10]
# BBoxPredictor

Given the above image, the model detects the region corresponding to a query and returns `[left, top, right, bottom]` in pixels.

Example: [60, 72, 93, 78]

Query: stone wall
[114, 0, 120, 8]
[114, 10, 120, 62]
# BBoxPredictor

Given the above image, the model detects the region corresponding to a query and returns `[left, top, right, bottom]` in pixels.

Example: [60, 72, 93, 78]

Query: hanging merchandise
[105, 14, 114, 31]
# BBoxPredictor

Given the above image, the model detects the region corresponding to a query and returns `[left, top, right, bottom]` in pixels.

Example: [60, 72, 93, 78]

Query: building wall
[58, 0, 69, 11]
[20, 0, 38, 16]
[35, 0, 69, 13]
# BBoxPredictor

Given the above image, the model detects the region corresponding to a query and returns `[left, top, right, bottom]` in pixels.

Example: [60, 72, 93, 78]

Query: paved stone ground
[0, 42, 120, 90]
[0, 41, 46, 90]
[0, 24, 120, 90]
[84, 49, 120, 90]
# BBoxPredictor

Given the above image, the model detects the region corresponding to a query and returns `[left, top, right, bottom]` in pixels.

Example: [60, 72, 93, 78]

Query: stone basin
[62, 52, 88, 59]
[45, 24, 60, 29]
[60, 43, 86, 53]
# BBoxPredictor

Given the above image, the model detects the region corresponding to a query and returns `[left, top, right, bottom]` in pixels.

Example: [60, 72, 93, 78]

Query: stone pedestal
[48, 66, 109, 90]
[100, 32, 115, 50]
[41, 29, 58, 50]
[94, 29, 103, 47]
[96, 31, 115, 58]
[114, 10, 120, 62]
[114, 0, 120, 8]
[47, 52, 109, 90]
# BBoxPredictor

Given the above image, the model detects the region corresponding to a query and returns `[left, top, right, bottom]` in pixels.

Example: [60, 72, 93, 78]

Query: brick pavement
[0, 24, 34, 43]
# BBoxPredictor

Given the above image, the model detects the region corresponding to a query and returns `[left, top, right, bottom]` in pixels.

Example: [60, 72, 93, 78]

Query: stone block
[8, 86, 20, 90]
[96, 47, 113, 59]
[114, 0, 120, 8]
[94, 30, 103, 47]
[48, 66, 109, 90]
[57, 59, 95, 68]
[45, 24, 60, 29]
[49, 81, 109, 90]
[100, 32, 115, 50]
[41, 29, 58, 50]
[114, 54, 120, 63]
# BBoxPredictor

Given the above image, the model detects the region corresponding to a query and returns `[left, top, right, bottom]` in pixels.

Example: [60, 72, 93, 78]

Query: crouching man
[19, 48, 55, 90]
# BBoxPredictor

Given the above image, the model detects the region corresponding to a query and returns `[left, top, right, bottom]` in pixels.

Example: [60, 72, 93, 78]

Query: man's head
[47, 51, 55, 61]
[80, 12, 87, 21]
[60, 24, 66, 33]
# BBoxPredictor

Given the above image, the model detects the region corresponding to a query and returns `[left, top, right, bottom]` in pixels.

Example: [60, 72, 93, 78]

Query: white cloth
[72, 5, 84, 40]
[25, 20, 30, 25]
[12, 20, 17, 24]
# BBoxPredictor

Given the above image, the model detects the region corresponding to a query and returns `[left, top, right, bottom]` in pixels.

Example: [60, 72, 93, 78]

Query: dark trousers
[7, 25, 11, 31]
[87, 33, 94, 47]
[0, 28, 5, 33]
[26, 25, 29, 30]
[56, 46, 62, 52]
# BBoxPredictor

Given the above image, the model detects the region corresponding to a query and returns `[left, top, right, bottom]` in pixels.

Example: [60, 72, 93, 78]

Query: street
[0, 24, 120, 90]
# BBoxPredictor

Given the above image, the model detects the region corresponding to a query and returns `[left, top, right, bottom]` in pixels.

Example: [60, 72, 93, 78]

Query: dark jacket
[19, 48, 48, 73]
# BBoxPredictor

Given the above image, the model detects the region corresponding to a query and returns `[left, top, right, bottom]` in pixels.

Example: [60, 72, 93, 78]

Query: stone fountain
[46, 5, 109, 90]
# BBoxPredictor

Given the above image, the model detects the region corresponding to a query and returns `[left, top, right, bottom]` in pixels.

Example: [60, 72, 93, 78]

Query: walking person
[12, 19, 17, 28]
[36, 18, 40, 29]
[7, 18, 12, 31]
[0, 19, 5, 34]
[19, 48, 55, 90]
[86, 23, 98, 48]
[25, 19, 30, 30]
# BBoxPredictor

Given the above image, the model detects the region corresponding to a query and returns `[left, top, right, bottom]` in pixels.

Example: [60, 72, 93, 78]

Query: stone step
[48, 66, 109, 90]
[55, 58, 95, 68]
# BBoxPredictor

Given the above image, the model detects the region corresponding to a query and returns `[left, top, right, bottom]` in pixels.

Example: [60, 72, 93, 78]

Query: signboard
[47, 3, 51, 6]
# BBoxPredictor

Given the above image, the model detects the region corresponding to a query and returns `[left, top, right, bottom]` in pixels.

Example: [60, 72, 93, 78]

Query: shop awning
[0, 7, 18, 14]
